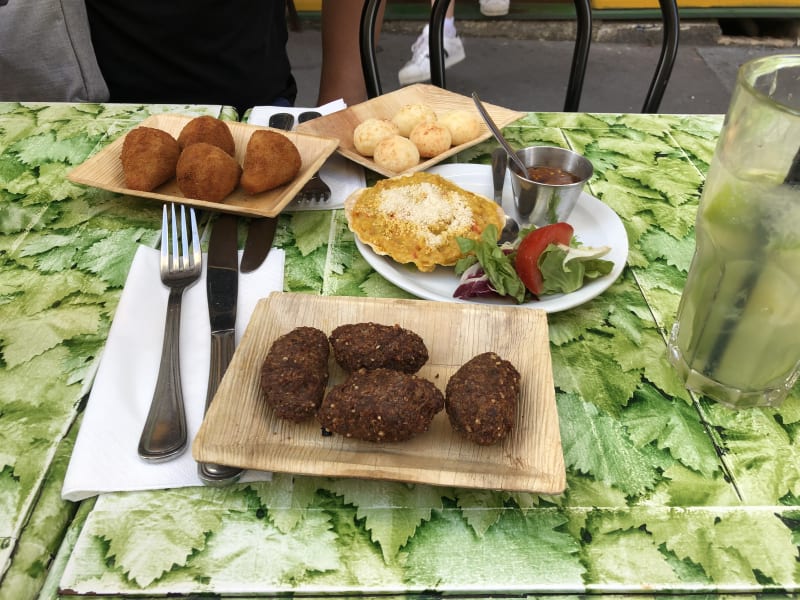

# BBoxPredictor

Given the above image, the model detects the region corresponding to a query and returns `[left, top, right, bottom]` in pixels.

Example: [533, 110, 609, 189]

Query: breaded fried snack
[318, 368, 444, 442]
[409, 121, 452, 158]
[176, 142, 241, 202]
[344, 172, 505, 272]
[120, 127, 180, 191]
[353, 118, 399, 157]
[241, 130, 302, 194]
[177, 115, 236, 156]
[329, 322, 428, 373]
[439, 110, 482, 145]
[373, 135, 420, 173]
[261, 326, 330, 422]
[445, 352, 521, 445]
[391, 103, 437, 137]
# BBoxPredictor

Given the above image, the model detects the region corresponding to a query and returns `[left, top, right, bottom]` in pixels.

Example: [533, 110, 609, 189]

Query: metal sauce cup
[508, 146, 593, 227]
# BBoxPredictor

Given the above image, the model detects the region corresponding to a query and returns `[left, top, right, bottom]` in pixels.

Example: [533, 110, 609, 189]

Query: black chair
[641, 0, 680, 113]
[429, 0, 590, 112]
[359, 0, 384, 99]
[359, 0, 678, 113]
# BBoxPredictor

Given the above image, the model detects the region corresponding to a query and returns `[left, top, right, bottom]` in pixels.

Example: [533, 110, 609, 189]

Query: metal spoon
[472, 92, 528, 175]
[491, 147, 519, 244]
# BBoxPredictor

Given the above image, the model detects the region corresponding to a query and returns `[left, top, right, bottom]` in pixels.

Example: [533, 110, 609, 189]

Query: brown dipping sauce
[526, 165, 580, 185]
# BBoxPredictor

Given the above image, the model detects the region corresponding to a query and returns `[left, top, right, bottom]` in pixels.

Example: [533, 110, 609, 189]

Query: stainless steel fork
[138, 203, 202, 462]
[296, 111, 332, 204]
[296, 172, 331, 204]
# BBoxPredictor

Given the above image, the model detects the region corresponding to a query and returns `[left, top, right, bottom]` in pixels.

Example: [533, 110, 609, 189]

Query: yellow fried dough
[120, 127, 180, 192]
[240, 130, 302, 194]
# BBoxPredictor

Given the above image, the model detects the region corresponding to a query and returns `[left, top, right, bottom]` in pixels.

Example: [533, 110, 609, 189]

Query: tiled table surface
[1, 102, 799, 599]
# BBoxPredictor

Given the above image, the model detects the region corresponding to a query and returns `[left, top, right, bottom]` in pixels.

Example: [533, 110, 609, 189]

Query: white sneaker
[398, 25, 466, 86]
[479, 0, 510, 16]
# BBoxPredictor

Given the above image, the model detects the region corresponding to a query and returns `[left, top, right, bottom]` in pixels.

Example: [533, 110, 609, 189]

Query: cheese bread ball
[373, 135, 420, 173]
[353, 118, 399, 157]
[439, 110, 482, 145]
[391, 103, 437, 137]
[409, 121, 452, 158]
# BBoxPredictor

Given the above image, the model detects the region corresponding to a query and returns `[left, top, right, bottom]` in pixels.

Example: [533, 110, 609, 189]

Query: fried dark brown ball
[445, 352, 521, 446]
[329, 322, 428, 374]
[240, 130, 302, 194]
[318, 368, 444, 442]
[260, 327, 330, 422]
[177, 115, 236, 156]
[120, 126, 180, 191]
[176, 142, 241, 202]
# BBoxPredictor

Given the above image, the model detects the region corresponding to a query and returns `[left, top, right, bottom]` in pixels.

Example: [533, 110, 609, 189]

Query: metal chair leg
[429, 0, 451, 89]
[360, 0, 383, 99]
[564, 0, 592, 112]
[642, 0, 680, 113]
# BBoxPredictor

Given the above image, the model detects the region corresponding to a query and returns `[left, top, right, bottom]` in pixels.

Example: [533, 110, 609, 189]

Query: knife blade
[198, 213, 242, 486]
[239, 112, 296, 273]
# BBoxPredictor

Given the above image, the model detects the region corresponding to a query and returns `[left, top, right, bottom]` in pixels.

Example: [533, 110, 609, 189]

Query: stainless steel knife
[240, 112, 295, 273]
[492, 147, 519, 244]
[198, 213, 242, 486]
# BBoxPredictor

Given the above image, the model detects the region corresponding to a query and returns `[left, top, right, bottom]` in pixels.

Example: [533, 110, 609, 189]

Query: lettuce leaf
[538, 243, 614, 295]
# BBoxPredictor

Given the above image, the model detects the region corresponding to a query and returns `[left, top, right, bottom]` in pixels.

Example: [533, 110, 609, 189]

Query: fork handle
[138, 288, 188, 461]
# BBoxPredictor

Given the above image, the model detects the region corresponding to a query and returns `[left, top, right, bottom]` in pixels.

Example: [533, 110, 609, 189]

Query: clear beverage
[668, 54, 800, 409]
[668, 160, 800, 408]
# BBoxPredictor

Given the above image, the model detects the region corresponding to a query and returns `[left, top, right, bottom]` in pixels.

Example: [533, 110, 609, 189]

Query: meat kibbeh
[445, 352, 521, 445]
[120, 126, 180, 191]
[329, 322, 428, 373]
[317, 368, 444, 442]
[177, 115, 236, 156]
[241, 129, 302, 194]
[260, 327, 330, 422]
[176, 142, 241, 202]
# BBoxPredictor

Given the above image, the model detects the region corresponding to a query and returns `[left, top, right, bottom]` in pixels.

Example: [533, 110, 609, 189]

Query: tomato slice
[514, 222, 574, 296]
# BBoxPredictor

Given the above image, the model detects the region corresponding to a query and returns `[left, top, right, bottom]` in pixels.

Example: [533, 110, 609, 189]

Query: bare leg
[317, 0, 385, 106]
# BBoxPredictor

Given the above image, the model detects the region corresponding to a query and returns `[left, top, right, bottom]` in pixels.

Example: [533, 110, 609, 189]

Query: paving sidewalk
[287, 21, 799, 114]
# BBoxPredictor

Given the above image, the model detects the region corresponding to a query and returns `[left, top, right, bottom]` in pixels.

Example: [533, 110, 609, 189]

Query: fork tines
[162, 203, 201, 272]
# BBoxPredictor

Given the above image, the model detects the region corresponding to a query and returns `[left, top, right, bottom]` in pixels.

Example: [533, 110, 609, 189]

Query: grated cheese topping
[377, 182, 473, 247]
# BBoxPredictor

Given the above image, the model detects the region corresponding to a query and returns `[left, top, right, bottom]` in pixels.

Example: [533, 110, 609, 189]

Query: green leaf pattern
[4, 105, 800, 597]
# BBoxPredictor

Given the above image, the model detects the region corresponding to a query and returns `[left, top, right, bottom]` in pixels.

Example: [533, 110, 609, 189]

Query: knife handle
[269, 112, 294, 131]
[298, 111, 322, 124]
[491, 147, 508, 206]
[198, 330, 242, 486]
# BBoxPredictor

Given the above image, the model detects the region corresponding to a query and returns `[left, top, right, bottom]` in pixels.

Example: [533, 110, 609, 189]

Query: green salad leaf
[538, 243, 614, 295]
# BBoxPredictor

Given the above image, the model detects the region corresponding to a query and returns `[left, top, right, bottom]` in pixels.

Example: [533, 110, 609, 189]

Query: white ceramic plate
[354, 163, 629, 313]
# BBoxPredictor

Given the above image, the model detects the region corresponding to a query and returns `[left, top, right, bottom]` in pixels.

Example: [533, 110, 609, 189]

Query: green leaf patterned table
[2, 102, 799, 599]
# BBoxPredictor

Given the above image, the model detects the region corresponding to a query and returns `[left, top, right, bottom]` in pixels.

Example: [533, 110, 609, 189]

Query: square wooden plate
[295, 84, 525, 178]
[67, 114, 339, 217]
[193, 292, 566, 494]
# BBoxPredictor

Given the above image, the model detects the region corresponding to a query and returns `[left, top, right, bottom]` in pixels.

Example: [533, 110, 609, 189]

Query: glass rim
[738, 53, 800, 117]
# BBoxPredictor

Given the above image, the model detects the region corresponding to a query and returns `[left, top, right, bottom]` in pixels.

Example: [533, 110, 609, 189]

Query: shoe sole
[480, 9, 509, 16]
[398, 50, 466, 86]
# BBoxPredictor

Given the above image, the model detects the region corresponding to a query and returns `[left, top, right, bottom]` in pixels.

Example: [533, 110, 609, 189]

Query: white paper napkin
[62, 245, 284, 501]
[247, 99, 365, 211]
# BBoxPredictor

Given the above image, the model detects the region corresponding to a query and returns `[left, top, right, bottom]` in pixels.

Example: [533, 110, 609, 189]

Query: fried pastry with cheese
[344, 172, 505, 272]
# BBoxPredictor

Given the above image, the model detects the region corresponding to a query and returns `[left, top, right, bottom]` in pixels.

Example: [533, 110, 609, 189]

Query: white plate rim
[354, 163, 629, 313]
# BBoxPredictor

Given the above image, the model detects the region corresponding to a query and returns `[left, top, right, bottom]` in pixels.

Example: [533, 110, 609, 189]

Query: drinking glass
[668, 54, 800, 409]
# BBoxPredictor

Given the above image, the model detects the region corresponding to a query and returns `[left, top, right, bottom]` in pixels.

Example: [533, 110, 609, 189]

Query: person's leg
[317, 0, 385, 106]
[398, 1, 465, 86]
